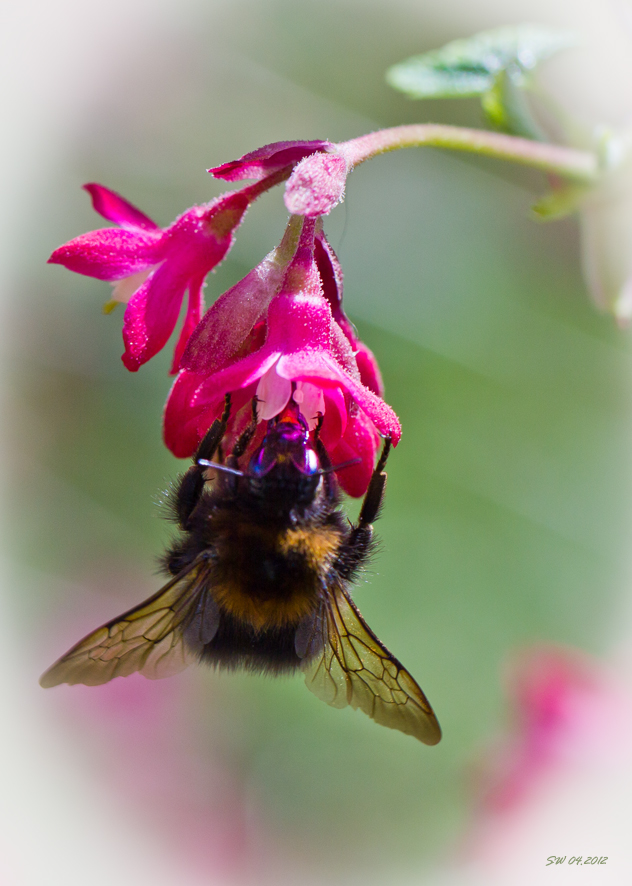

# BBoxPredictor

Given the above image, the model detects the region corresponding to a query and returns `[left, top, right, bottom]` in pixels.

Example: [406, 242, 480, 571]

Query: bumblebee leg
[196, 393, 231, 462]
[357, 435, 391, 528]
[229, 397, 259, 462]
[336, 436, 391, 581]
[175, 393, 231, 530]
[313, 433, 339, 499]
[313, 411, 324, 442]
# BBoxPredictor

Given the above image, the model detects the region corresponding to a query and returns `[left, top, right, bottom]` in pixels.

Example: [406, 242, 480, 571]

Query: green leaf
[481, 68, 546, 140]
[386, 25, 575, 100]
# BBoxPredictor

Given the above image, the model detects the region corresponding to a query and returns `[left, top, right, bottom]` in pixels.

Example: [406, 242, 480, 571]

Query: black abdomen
[198, 610, 314, 675]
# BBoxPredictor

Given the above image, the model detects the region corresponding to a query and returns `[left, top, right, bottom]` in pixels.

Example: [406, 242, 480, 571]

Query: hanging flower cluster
[48, 139, 400, 496]
[48, 92, 605, 497]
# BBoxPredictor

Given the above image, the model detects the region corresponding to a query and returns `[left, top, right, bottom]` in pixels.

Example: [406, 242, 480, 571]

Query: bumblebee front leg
[337, 436, 392, 581]
[175, 394, 231, 530]
[357, 435, 391, 529]
[228, 396, 259, 464]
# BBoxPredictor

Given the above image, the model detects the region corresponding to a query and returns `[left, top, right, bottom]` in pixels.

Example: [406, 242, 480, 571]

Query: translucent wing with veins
[40, 557, 216, 688]
[300, 584, 441, 745]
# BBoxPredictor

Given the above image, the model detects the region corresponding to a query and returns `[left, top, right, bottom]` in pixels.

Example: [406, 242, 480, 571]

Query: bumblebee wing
[40, 557, 214, 688]
[300, 583, 441, 745]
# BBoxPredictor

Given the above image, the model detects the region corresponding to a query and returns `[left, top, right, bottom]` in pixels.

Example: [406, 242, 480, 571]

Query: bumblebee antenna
[316, 457, 361, 475]
[198, 459, 244, 478]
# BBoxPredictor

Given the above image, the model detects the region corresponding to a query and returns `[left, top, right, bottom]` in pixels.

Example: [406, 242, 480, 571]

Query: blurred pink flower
[61, 671, 254, 880]
[476, 647, 602, 813]
[458, 645, 632, 881]
[48, 177, 282, 373]
[164, 217, 400, 496]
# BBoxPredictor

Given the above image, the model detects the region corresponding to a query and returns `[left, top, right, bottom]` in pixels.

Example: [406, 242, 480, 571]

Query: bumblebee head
[245, 405, 322, 512]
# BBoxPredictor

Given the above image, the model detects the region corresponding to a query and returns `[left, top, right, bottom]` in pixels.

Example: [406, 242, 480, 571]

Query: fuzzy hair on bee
[40, 394, 441, 745]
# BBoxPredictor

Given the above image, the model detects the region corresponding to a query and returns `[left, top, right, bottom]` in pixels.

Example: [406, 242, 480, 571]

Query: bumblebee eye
[305, 449, 319, 474]
[289, 446, 319, 475]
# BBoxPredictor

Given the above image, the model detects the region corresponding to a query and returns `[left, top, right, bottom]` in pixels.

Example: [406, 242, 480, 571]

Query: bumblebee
[40, 395, 441, 745]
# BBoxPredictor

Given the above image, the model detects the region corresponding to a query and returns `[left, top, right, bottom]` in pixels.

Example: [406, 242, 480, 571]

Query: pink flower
[48, 177, 281, 373]
[209, 139, 336, 182]
[210, 139, 349, 218]
[164, 217, 400, 496]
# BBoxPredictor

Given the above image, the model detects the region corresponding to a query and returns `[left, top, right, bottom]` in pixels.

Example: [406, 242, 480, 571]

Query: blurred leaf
[386, 56, 493, 100]
[481, 68, 546, 140]
[386, 25, 575, 100]
[387, 25, 574, 139]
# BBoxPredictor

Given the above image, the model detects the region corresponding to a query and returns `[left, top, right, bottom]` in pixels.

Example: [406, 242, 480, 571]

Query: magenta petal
[318, 387, 348, 448]
[194, 349, 280, 404]
[330, 319, 361, 379]
[266, 288, 332, 353]
[314, 231, 359, 344]
[355, 341, 384, 396]
[163, 370, 211, 457]
[210, 140, 333, 182]
[284, 152, 348, 217]
[315, 231, 344, 316]
[329, 410, 380, 498]
[83, 183, 159, 231]
[182, 249, 289, 374]
[48, 228, 163, 280]
[121, 263, 188, 371]
[277, 351, 401, 443]
[169, 274, 206, 375]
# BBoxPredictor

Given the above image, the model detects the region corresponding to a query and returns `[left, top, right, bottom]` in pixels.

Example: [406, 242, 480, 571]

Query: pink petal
[315, 231, 344, 316]
[284, 152, 348, 217]
[314, 230, 361, 347]
[170, 274, 206, 375]
[209, 140, 333, 182]
[277, 351, 401, 444]
[163, 193, 249, 278]
[266, 287, 333, 354]
[182, 248, 289, 374]
[355, 341, 384, 396]
[111, 268, 155, 304]
[256, 362, 292, 421]
[83, 183, 159, 231]
[328, 408, 380, 497]
[48, 228, 163, 280]
[194, 349, 280, 405]
[121, 263, 188, 371]
[317, 387, 348, 445]
[163, 370, 209, 457]
[164, 378, 260, 460]
[330, 318, 361, 379]
[292, 381, 326, 430]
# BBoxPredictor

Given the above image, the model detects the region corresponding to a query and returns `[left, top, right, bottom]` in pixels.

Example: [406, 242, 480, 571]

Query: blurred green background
[5, 0, 632, 882]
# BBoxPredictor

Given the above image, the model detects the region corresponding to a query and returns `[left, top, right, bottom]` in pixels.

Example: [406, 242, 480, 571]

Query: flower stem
[337, 124, 598, 182]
